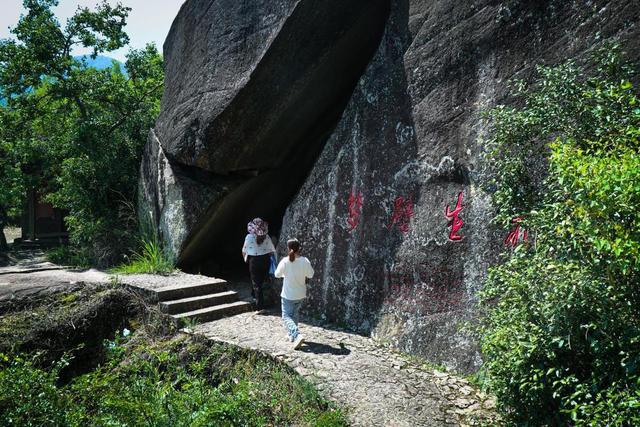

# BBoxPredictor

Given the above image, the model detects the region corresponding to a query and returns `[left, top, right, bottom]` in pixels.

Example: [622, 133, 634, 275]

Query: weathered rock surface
[139, 129, 242, 261]
[278, 0, 640, 372]
[142, 0, 390, 267]
[196, 310, 499, 426]
[142, 0, 640, 371]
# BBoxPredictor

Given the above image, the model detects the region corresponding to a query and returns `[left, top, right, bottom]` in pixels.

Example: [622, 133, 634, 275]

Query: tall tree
[0, 1, 164, 264]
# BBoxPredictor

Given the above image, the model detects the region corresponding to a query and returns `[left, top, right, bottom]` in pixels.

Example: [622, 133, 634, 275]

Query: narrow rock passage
[195, 312, 497, 426]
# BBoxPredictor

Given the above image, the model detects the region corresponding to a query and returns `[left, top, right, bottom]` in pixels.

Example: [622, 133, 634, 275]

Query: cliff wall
[141, 0, 640, 371]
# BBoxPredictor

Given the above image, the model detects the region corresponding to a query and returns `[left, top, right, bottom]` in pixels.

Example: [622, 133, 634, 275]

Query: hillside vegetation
[479, 46, 640, 424]
[0, 284, 346, 426]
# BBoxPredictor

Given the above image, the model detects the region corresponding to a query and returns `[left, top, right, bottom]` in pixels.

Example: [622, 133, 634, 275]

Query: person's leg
[249, 255, 268, 309]
[281, 298, 299, 341]
[292, 299, 304, 327]
[248, 257, 259, 306]
[255, 281, 264, 309]
[256, 254, 271, 309]
[247, 256, 256, 300]
[290, 299, 306, 349]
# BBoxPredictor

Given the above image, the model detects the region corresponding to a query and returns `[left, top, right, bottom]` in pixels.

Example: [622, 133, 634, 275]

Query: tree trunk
[0, 206, 8, 251]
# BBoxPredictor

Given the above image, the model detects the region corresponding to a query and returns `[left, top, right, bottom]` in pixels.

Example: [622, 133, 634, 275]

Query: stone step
[160, 291, 239, 314]
[156, 279, 227, 301]
[173, 301, 253, 324]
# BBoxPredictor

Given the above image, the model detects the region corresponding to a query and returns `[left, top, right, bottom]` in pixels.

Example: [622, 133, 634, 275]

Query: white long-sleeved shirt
[275, 256, 314, 301]
[242, 234, 275, 261]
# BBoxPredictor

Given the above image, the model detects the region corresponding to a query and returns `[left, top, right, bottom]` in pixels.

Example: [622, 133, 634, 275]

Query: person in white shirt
[242, 218, 276, 310]
[274, 238, 314, 349]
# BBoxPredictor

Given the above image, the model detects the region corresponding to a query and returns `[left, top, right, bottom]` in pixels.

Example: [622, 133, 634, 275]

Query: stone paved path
[0, 250, 64, 274]
[0, 250, 110, 305]
[196, 311, 498, 426]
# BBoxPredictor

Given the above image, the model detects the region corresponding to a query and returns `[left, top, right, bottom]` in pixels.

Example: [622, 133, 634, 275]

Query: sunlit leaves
[0, 1, 164, 265]
[479, 46, 640, 424]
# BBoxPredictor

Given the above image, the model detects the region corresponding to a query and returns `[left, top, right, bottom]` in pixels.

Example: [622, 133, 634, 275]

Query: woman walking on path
[274, 238, 314, 349]
[242, 218, 276, 310]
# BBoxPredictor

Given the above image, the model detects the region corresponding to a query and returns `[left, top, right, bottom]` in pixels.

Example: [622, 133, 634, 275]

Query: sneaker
[293, 334, 305, 350]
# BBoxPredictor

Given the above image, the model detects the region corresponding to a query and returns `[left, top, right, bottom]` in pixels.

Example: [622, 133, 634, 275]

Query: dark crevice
[172, 162, 249, 185]
[177, 0, 391, 275]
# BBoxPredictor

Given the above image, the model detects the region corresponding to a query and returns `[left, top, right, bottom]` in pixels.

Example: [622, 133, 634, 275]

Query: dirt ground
[0, 248, 110, 303]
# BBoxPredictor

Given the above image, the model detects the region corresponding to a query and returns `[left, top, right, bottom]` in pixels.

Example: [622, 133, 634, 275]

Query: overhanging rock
[141, 0, 390, 270]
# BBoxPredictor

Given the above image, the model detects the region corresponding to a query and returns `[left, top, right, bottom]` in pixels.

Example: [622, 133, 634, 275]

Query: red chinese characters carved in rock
[504, 216, 528, 247]
[347, 190, 364, 232]
[444, 191, 464, 241]
[388, 195, 414, 233]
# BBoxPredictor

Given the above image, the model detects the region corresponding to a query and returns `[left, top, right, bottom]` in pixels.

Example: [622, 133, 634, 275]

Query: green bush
[479, 45, 640, 424]
[0, 353, 76, 426]
[46, 245, 91, 268]
[0, 337, 347, 427]
[0, 3, 164, 267]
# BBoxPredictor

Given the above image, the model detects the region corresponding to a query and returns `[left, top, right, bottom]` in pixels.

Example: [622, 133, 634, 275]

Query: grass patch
[0, 284, 139, 382]
[0, 335, 347, 426]
[0, 282, 346, 426]
[111, 239, 175, 275]
[46, 245, 91, 268]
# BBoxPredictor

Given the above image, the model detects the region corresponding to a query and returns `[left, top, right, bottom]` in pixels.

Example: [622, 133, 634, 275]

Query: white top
[275, 256, 314, 300]
[242, 234, 275, 261]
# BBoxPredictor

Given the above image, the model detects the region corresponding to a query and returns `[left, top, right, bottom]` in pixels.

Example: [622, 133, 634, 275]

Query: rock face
[142, 0, 640, 371]
[142, 0, 390, 268]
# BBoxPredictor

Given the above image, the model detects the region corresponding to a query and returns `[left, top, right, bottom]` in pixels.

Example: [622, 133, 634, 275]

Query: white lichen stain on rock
[392, 155, 455, 185]
[320, 163, 338, 310]
[394, 122, 414, 146]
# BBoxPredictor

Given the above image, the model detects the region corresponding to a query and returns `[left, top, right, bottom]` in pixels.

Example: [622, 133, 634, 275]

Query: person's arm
[274, 258, 286, 278]
[305, 258, 314, 279]
[242, 235, 250, 262]
[266, 236, 276, 254]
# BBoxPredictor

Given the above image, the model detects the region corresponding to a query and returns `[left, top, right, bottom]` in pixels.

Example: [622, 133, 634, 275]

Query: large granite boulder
[142, 0, 640, 371]
[141, 0, 390, 269]
[278, 0, 640, 372]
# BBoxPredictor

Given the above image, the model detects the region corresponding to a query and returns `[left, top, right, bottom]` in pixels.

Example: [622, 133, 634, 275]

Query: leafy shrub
[0, 353, 76, 426]
[0, 337, 347, 427]
[46, 245, 91, 268]
[479, 45, 640, 424]
[0, 3, 164, 267]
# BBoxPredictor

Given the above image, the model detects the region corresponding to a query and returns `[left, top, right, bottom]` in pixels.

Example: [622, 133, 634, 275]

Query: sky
[0, 0, 186, 62]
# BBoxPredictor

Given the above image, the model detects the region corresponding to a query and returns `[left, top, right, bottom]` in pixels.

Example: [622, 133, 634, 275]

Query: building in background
[18, 189, 67, 244]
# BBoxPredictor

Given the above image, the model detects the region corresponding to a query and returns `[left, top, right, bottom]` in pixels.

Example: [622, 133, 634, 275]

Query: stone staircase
[159, 279, 252, 324]
[120, 274, 253, 324]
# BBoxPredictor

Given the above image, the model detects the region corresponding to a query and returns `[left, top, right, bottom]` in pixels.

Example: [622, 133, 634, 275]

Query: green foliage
[111, 239, 175, 275]
[0, 337, 347, 427]
[0, 274, 345, 426]
[0, 1, 163, 265]
[45, 245, 91, 268]
[0, 353, 76, 426]
[479, 45, 640, 425]
[484, 44, 637, 227]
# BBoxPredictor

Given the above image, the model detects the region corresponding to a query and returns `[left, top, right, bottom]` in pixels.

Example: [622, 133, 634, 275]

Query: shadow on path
[196, 311, 499, 425]
[298, 341, 350, 356]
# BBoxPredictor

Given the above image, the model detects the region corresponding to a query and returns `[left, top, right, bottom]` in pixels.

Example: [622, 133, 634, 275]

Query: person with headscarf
[242, 218, 276, 310]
